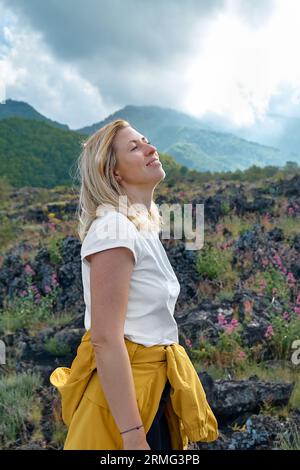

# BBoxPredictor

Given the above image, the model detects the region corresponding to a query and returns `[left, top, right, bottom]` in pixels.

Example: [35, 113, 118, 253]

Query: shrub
[264, 311, 300, 361]
[44, 337, 71, 357]
[196, 245, 230, 280]
[0, 215, 21, 252]
[254, 266, 290, 301]
[0, 275, 62, 334]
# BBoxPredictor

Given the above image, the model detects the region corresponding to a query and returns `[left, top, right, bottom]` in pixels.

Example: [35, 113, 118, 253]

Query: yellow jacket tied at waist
[50, 330, 218, 450]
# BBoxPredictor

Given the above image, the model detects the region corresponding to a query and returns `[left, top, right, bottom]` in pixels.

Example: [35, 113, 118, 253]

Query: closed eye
[131, 140, 151, 151]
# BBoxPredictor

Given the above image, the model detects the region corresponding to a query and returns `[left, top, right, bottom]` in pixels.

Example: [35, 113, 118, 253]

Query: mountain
[0, 99, 69, 130]
[203, 111, 300, 162]
[77, 104, 212, 135]
[0, 118, 82, 188]
[0, 99, 300, 172]
[0, 117, 181, 188]
[76, 105, 296, 172]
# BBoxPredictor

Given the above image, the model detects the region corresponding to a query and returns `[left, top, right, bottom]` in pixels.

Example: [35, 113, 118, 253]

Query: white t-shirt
[80, 209, 180, 347]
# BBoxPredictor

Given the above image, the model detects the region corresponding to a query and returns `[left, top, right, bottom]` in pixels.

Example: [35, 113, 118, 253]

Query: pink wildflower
[273, 254, 282, 268]
[51, 273, 59, 287]
[264, 325, 274, 338]
[185, 338, 192, 348]
[287, 272, 296, 284]
[24, 264, 35, 276]
[296, 294, 300, 305]
[294, 306, 300, 317]
[44, 285, 52, 294]
[224, 319, 239, 335]
[236, 350, 247, 361]
[19, 290, 28, 297]
[31, 284, 39, 294]
[48, 222, 56, 232]
[231, 318, 239, 328]
[218, 313, 227, 326]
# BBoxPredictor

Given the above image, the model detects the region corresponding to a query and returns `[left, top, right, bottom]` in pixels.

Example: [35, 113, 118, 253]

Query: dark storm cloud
[0, 0, 279, 127]
[0, 0, 226, 63]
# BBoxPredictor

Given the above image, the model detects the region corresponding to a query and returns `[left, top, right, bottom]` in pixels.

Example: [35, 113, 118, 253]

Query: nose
[145, 142, 157, 155]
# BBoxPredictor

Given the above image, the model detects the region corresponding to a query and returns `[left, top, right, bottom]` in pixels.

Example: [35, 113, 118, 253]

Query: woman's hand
[123, 439, 151, 450]
[122, 430, 151, 450]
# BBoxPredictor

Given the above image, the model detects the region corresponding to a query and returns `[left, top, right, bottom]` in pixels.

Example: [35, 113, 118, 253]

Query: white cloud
[181, 0, 300, 127]
[0, 7, 108, 128]
[1, 0, 300, 133]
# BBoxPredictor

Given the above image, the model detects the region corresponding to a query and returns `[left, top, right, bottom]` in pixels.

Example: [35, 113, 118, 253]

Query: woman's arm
[88, 247, 150, 450]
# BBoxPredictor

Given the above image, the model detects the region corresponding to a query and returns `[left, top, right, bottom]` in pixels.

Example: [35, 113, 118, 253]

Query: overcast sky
[0, 0, 300, 131]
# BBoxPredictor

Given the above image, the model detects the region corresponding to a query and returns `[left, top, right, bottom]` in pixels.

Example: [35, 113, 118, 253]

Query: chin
[155, 168, 166, 183]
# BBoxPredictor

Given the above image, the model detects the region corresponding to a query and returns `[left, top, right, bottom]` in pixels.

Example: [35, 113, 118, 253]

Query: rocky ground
[0, 174, 300, 450]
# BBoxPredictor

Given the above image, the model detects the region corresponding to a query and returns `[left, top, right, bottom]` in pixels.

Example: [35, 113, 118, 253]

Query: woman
[50, 119, 218, 450]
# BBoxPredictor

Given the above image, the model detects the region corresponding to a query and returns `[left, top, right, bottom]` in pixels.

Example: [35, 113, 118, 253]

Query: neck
[122, 186, 155, 213]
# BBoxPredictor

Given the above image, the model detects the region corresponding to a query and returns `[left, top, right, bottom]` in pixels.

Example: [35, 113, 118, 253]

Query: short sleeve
[81, 211, 140, 265]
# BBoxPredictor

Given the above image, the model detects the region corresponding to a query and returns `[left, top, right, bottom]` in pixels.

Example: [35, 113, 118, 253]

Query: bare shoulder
[88, 246, 135, 267]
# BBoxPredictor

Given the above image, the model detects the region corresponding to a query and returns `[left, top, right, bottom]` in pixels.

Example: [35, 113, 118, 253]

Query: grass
[51, 421, 68, 448]
[217, 289, 236, 302]
[196, 245, 238, 285]
[0, 371, 43, 448]
[0, 216, 23, 254]
[218, 214, 256, 239]
[276, 215, 300, 238]
[0, 292, 75, 335]
[234, 361, 300, 411]
[44, 337, 71, 357]
[279, 421, 300, 450]
[195, 359, 300, 413]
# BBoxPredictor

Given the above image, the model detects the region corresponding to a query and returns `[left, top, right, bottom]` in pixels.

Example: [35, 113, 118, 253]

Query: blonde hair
[75, 119, 163, 242]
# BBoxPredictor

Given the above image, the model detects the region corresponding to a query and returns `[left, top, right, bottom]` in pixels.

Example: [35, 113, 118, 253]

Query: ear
[114, 171, 122, 183]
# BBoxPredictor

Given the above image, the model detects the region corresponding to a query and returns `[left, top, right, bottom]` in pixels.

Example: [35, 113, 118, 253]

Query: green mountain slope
[0, 117, 180, 188]
[77, 105, 296, 171]
[1, 100, 297, 179]
[0, 118, 82, 188]
[0, 99, 69, 130]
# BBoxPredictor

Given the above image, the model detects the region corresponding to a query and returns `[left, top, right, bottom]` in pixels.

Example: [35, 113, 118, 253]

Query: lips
[146, 158, 160, 166]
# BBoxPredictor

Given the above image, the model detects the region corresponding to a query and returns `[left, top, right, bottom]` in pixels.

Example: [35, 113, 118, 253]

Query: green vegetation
[0, 277, 73, 334]
[44, 337, 71, 357]
[196, 245, 238, 286]
[280, 421, 300, 450]
[0, 215, 22, 252]
[0, 108, 299, 190]
[0, 98, 69, 130]
[0, 118, 84, 188]
[0, 372, 42, 448]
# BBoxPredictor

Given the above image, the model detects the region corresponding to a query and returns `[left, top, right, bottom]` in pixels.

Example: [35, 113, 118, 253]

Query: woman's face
[112, 126, 165, 187]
